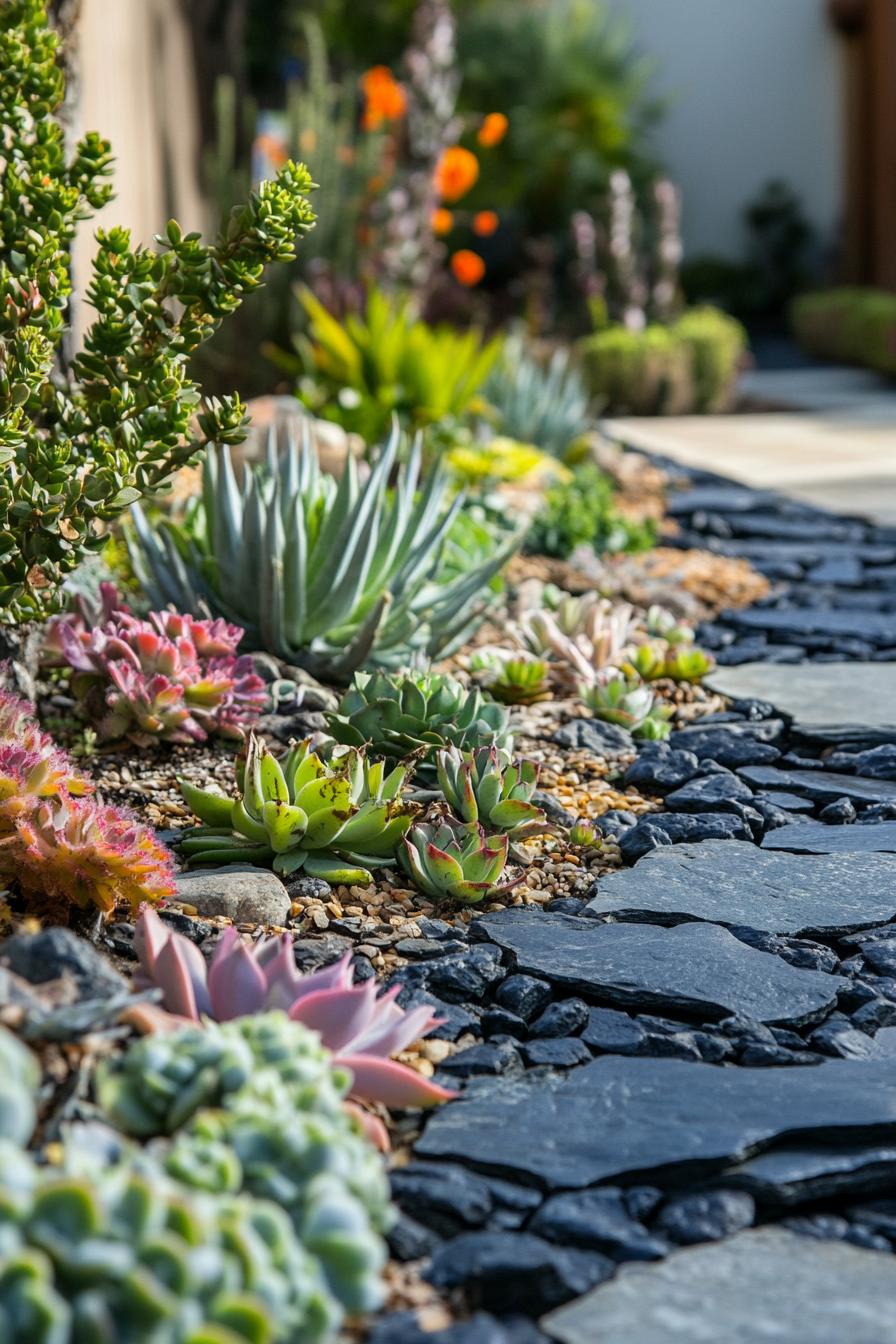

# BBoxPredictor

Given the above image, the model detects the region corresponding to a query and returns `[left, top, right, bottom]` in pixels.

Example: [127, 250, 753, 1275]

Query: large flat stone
[707, 661, 896, 749]
[722, 1143, 896, 1206]
[418, 1055, 896, 1190]
[588, 841, 896, 936]
[739, 765, 896, 807]
[762, 821, 896, 854]
[542, 1227, 896, 1344]
[475, 910, 845, 1027]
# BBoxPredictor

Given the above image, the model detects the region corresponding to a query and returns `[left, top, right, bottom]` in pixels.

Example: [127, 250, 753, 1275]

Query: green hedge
[790, 288, 896, 376]
[580, 306, 747, 416]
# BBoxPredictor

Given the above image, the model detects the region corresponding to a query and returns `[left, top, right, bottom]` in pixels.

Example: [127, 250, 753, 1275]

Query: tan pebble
[349, 885, 369, 900]
[421, 1039, 452, 1063]
[325, 901, 342, 918]
[356, 944, 378, 958]
[311, 910, 329, 930]
[344, 905, 364, 917]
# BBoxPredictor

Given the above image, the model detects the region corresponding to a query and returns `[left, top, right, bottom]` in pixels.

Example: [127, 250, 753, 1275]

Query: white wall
[607, 0, 843, 260]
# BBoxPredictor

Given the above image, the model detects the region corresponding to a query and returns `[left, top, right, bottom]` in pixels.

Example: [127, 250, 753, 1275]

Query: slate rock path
[381, 468, 896, 1344]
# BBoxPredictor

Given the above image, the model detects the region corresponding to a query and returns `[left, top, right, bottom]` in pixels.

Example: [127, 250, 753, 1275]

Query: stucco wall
[608, 0, 843, 260]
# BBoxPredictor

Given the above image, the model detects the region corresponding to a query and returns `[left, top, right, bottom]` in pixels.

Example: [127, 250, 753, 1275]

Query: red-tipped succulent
[134, 905, 456, 1110]
[0, 688, 176, 915]
[44, 586, 266, 744]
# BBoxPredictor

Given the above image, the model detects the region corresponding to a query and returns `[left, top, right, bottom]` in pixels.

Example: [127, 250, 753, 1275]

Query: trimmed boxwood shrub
[791, 288, 896, 377]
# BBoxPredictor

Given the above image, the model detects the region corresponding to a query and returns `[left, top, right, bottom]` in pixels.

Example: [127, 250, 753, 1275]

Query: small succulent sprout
[178, 733, 419, 883]
[327, 670, 513, 777]
[517, 593, 637, 687]
[469, 649, 552, 706]
[400, 819, 519, 905]
[660, 645, 716, 683]
[568, 818, 600, 849]
[623, 640, 669, 682]
[131, 906, 455, 1110]
[646, 604, 694, 646]
[435, 745, 547, 840]
[579, 671, 673, 740]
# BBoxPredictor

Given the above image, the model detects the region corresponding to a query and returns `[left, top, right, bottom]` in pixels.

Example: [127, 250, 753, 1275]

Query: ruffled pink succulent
[42, 582, 130, 666]
[44, 590, 266, 745]
[133, 905, 457, 1111]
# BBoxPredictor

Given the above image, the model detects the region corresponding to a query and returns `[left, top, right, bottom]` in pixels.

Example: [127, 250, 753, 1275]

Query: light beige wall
[71, 0, 205, 342]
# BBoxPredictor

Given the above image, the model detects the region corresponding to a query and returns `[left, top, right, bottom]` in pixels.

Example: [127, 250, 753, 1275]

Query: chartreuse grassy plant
[130, 422, 519, 682]
[292, 286, 502, 441]
[0, 0, 315, 622]
[178, 732, 419, 884]
[327, 670, 513, 778]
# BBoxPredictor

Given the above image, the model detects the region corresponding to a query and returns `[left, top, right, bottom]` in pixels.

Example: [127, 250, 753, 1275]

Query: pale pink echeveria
[133, 905, 456, 1110]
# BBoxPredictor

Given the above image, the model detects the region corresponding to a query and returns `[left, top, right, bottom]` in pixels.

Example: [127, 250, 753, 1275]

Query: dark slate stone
[369, 1311, 548, 1344]
[545, 897, 587, 915]
[762, 821, 896, 854]
[654, 1190, 755, 1245]
[425, 1231, 613, 1316]
[729, 606, 896, 648]
[853, 745, 896, 779]
[0, 928, 127, 998]
[818, 797, 857, 823]
[529, 1189, 668, 1261]
[397, 994, 478, 1042]
[590, 810, 637, 840]
[809, 1019, 883, 1060]
[437, 1042, 520, 1078]
[665, 486, 776, 515]
[528, 998, 589, 1038]
[390, 1162, 493, 1236]
[386, 1213, 442, 1262]
[723, 1144, 896, 1206]
[667, 727, 781, 768]
[622, 749, 700, 796]
[589, 841, 896, 936]
[542, 1227, 896, 1344]
[663, 771, 756, 813]
[861, 938, 896, 978]
[416, 1055, 896, 1190]
[806, 555, 864, 586]
[481, 1007, 528, 1041]
[521, 1038, 592, 1069]
[475, 909, 846, 1027]
[619, 812, 752, 863]
[533, 791, 576, 829]
[740, 765, 896, 807]
[552, 719, 634, 757]
[580, 1007, 646, 1055]
[494, 974, 552, 1022]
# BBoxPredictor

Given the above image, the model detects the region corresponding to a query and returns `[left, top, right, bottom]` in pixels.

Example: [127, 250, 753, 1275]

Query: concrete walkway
[602, 366, 896, 525]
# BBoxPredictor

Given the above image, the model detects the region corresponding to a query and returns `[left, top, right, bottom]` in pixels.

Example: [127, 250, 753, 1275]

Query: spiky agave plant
[129, 420, 520, 682]
[178, 733, 419, 882]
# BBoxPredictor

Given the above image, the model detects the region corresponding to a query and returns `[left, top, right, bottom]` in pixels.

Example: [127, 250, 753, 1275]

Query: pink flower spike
[337, 1054, 459, 1108]
[288, 981, 379, 1054]
[207, 935, 268, 1020]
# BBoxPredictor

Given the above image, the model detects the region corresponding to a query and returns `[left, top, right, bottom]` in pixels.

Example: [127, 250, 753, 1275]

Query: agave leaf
[259, 748, 290, 804]
[300, 854, 373, 884]
[231, 798, 274, 845]
[261, 799, 309, 852]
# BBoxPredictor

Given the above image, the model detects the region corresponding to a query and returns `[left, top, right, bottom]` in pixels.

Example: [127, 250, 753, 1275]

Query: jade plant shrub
[178, 732, 420, 884]
[96, 1012, 394, 1320]
[0, 0, 315, 623]
[580, 307, 746, 415]
[791, 287, 896, 377]
[130, 421, 520, 683]
[43, 583, 266, 744]
[327, 669, 513, 779]
[131, 907, 454, 1109]
[0, 688, 175, 915]
[0, 1143, 337, 1344]
[526, 462, 655, 559]
[285, 286, 503, 442]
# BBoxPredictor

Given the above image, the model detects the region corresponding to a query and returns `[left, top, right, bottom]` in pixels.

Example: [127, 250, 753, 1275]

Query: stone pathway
[375, 468, 896, 1344]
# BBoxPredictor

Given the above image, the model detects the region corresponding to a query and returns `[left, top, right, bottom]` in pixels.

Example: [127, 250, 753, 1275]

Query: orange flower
[472, 210, 499, 237]
[477, 113, 509, 148]
[450, 249, 486, 287]
[361, 66, 407, 131]
[431, 208, 454, 236]
[254, 132, 288, 169]
[434, 146, 479, 203]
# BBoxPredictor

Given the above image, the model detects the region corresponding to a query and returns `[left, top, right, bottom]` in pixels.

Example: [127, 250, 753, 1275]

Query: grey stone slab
[541, 1227, 896, 1344]
[417, 1055, 896, 1190]
[739, 765, 896, 806]
[475, 910, 845, 1027]
[707, 661, 896, 749]
[722, 1143, 896, 1206]
[587, 841, 896, 936]
[762, 821, 896, 853]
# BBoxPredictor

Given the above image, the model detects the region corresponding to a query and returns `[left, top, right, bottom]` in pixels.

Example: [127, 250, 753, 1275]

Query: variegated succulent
[132, 906, 454, 1110]
[129, 421, 520, 682]
[400, 819, 518, 905]
[327, 670, 513, 778]
[44, 587, 266, 744]
[178, 733, 418, 883]
[579, 672, 673, 740]
[469, 649, 552, 706]
[436, 745, 547, 840]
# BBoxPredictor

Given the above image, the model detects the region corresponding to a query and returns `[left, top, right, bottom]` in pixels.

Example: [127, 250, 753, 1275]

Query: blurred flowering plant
[44, 584, 265, 745]
[0, 688, 175, 914]
[132, 906, 454, 1110]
